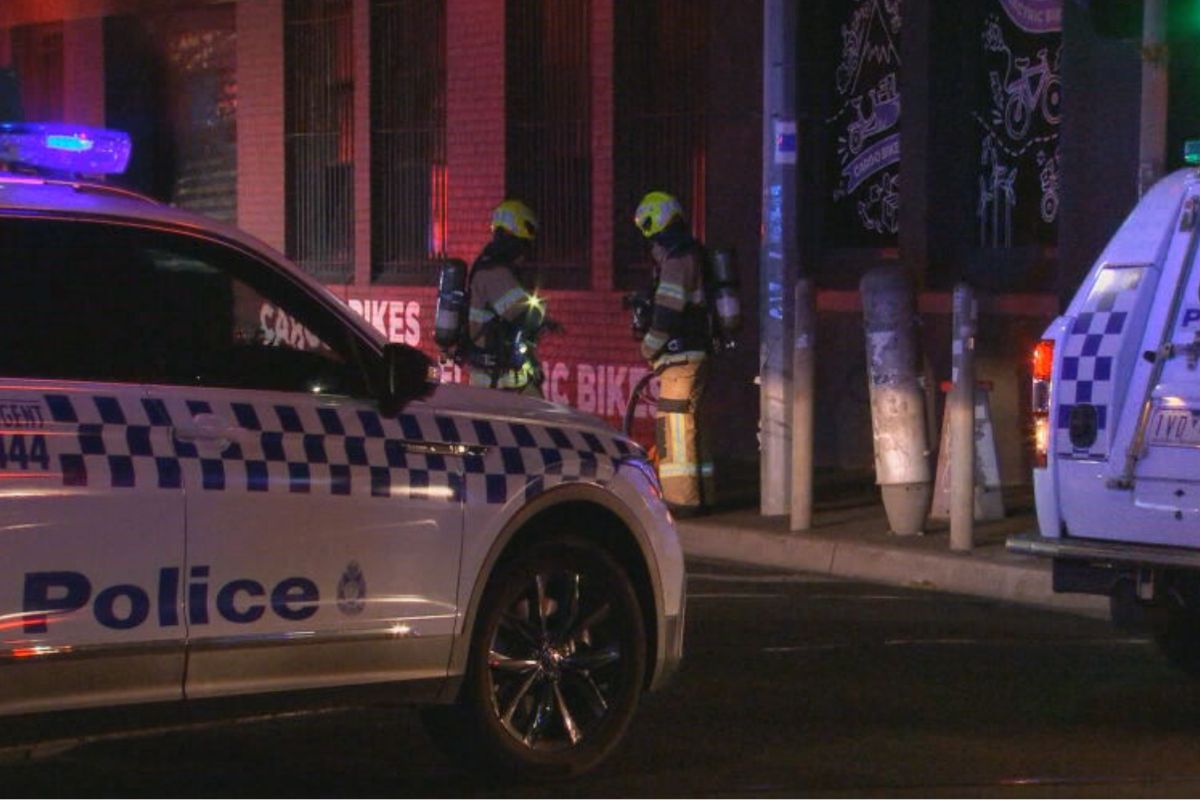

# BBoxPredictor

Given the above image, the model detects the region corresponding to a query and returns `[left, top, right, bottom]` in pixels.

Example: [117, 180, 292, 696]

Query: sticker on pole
[774, 120, 797, 165]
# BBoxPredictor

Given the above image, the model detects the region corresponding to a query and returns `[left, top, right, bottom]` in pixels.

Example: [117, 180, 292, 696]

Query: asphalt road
[6, 559, 1200, 797]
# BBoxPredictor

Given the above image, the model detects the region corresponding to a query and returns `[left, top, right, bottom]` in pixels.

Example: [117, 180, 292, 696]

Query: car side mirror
[379, 343, 438, 417]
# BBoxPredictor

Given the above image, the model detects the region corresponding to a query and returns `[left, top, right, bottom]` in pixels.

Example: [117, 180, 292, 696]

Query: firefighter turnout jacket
[641, 239, 710, 367]
[467, 254, 545, 393]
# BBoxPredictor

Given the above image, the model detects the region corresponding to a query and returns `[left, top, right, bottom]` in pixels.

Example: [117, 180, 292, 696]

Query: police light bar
[1186, 138, 1200, 167]
[0, 122, 132, 175]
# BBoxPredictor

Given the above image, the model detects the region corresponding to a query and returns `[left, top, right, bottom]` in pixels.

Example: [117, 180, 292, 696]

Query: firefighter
[633, 190, 713, 516]
[466, 199, 548, 397]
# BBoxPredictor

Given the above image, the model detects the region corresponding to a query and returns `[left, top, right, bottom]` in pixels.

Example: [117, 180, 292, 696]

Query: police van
[1010, 140, 1200, 675]
[0, 123, 685, 779]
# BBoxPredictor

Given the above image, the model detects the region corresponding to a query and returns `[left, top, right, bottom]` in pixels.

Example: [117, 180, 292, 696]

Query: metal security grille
[613, 0, 707, 291]
[285, 0, 354, 282]
[506, 0, 591, 290]
[370, 0, 447, 284]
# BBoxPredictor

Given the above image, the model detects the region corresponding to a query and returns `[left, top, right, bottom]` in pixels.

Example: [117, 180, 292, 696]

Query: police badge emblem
[337, 561, 367, 615]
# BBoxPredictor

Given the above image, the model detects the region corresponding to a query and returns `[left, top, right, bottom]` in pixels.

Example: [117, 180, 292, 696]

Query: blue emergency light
[0, 122, 131, 175]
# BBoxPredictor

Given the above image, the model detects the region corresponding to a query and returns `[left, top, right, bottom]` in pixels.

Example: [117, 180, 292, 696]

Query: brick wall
[422, 0, 655, 444]
[235, 0, 284, 252]
[352, 0, 372, 285]
[590, 0, 614, 292]
[336, 284, 653, 440]
[445, 0, 505, 262]
[62, 17, 102, 125]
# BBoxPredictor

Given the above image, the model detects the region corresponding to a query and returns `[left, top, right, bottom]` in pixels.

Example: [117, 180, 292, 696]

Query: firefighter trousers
[655, 356, 713, 509]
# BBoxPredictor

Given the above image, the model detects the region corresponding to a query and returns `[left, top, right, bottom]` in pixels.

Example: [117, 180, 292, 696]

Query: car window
[0, 217, 372, 396]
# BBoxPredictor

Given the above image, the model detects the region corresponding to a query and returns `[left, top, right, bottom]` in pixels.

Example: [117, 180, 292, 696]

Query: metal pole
[1138, 0, 1168, 197]
[950, 283, 977, 552]
[759, 0, 799, 516]
[790, 279, 815, 531]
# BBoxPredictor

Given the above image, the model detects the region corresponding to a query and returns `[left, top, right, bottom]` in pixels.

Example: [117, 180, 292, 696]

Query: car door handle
[402, 440, 488, 458]
[174, 413, 237, 446]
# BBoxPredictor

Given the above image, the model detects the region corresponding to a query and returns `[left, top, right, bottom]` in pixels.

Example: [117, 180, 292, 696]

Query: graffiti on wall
[828, 0, 902, 244]
[976, 0, 1061, 248]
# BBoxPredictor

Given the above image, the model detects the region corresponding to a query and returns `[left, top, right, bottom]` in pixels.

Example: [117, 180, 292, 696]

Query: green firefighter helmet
[490, 199, 539, 241]
[634, 191, 685, 238]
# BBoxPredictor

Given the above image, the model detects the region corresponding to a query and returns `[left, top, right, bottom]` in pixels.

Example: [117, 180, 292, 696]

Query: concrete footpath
[675, 487, 1109, 619]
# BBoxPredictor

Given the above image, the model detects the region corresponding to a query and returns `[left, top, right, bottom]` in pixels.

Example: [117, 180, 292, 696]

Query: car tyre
[424, 538, 646, 780]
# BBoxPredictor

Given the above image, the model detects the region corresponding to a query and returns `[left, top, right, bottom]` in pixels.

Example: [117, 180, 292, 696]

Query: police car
[1010, 140, 1200, 676]
[0, 123, 684, 778]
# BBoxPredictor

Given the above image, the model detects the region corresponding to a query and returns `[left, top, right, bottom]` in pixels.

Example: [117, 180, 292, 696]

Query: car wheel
[432, 539, 647, 780]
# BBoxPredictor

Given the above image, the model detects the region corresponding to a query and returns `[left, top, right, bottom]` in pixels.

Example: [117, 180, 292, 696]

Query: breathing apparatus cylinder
[623, 289, 653, 340]
[708, 248, 742, 344]
[434, 258, 468, 352]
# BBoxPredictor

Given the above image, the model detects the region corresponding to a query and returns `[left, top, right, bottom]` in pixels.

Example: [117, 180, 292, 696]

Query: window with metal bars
[285, 0, 354, 283]
[369, 0, 447, 284]
[505, 0, 591, 290]
[162, 6, 238, 224]
[613, 0, 707, 291]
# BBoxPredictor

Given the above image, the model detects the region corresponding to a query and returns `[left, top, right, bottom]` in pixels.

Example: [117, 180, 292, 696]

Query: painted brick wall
[445, 0, 505, 263]
[590, 0, 614, 292]
[336, 283, 655, 442]
[236, 0, 284, 252]
[352, 0, 372, 285]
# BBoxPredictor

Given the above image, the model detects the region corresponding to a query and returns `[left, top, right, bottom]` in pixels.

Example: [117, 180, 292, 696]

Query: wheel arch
[439, 484, 664, 701]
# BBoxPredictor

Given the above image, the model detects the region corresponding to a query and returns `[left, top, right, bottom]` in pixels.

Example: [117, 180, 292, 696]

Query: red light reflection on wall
[431, 162, 447, 256]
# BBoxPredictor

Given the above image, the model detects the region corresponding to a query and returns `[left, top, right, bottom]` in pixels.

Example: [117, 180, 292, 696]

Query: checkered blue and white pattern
[42, 393, 637, 504]
[459, 418, 635, 504]
[1056, 269, 1144, 460]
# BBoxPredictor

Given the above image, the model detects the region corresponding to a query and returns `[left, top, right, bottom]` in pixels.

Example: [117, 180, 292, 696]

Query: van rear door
[1129, 199, 1200, 536]
[1055, 178, 1200, 547]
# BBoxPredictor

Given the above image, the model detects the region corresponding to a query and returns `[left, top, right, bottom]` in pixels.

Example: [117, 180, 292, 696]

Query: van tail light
[1032, 339, 1054, 468]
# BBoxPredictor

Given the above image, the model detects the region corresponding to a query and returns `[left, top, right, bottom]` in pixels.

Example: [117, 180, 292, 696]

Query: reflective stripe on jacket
[641, 243, 708, 364]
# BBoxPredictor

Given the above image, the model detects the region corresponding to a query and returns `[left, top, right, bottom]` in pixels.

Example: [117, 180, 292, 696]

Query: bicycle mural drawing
[847, 74, 901, 155]
[975, 8, 1061, 246]
[835, 0, 901, 97]
[1003, 48, 1062, 140]
[979, 137, 1017, 247]
[830, 0, 902, 238]
[858, 172, 900, 235]
[1037, 149, 1059, 223]
[984, 15, 1061, 141]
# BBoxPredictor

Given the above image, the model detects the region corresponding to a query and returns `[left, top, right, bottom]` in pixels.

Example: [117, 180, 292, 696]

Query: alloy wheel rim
[486, 569, 625, 751]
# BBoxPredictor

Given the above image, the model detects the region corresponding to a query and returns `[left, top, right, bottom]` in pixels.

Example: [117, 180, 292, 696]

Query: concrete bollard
[790, 280, 815, 531]
[949, 283, 977, 552]
[860, 266, 932, 536]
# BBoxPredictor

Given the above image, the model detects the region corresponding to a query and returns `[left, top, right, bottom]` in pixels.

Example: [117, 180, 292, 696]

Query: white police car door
[0, 218, 186, 715]
[119, 228, 463, 698]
